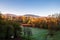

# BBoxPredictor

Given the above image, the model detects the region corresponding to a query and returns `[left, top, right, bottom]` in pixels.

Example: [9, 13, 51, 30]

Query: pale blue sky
[0, 0, 60, 16]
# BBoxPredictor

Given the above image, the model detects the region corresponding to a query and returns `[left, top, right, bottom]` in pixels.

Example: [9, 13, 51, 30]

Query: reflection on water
[22, 27, 60, 40]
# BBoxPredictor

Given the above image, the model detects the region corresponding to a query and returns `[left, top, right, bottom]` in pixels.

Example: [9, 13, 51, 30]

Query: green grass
[22, 27, 60, 40]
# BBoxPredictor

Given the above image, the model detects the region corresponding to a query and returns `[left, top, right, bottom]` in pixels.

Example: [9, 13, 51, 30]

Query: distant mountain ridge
[24, 14, 40, 17]
[3, 14, 40, 18]
[4, 14, 17, 17]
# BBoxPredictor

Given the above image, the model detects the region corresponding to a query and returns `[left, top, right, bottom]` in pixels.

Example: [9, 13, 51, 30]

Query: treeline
[1, 13, 60, 30]
[0, 13, 22, 40]
[20, 14, 60, 30]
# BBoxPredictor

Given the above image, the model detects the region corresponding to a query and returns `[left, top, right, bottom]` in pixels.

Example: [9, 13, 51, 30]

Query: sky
[0, 0, 60, 16]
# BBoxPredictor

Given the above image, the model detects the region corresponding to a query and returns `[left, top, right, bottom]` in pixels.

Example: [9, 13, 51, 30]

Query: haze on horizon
[0, 0, 60, 16]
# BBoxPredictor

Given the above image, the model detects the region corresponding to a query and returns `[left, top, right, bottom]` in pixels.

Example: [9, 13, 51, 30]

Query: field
[22, 27, 60, 40]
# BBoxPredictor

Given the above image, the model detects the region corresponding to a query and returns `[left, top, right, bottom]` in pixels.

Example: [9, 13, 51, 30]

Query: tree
[12, 21, 22, 38]
[0, 13, 22, 40]
[0, 12, 2, 20]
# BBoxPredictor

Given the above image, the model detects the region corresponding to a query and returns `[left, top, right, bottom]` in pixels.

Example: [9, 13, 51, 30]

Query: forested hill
[1, 13, 60, 30]
[24, 14, 40, 18]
